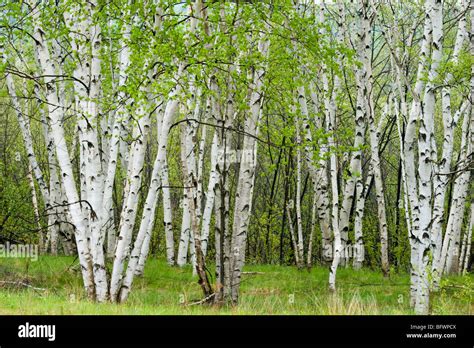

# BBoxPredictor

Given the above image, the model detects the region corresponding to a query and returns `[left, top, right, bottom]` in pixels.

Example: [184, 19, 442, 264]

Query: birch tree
[26, 0, 95, 298]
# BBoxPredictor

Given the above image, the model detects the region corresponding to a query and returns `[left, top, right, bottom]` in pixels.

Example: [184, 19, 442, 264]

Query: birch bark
[229, 36, 270, 303]
[27, 0, 94, 298]
[110, 106, 151, 301]
[115, 65, 183, 301]
[308, 83, 332, 262]
[414, 0, 441, 314]
[294, 111, 305, 268]
[323, 2, 342, 292]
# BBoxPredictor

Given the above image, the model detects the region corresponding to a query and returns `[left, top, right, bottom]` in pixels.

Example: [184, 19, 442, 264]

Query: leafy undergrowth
[0, 256, 472, 315]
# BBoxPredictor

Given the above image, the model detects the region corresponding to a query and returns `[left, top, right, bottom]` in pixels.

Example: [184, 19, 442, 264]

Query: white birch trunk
[286, 203, 300, 266]
[27, 161, 44, 253]
[368, 109, 389, 277]
[323, 2, 342, 292]
[327, 83, 341, 292]
[177, 181, 191, 266]
[4, 73, 50, 209]
[440, 110, 471, 276]
[432, 0, 469, 284]
[306, 192, 318, 268]
[114, 66, 183, 301]
[294, 112, 305, 268]
[27, 0, 94, 297]
[413, 0, 441, 314]
[461, 204, 473, 274]
[110, 107, 151, 301]
[382, 0, 433, 307]
[201, 131, 219, 256]
[161, 154, 175, 265]
[229, 37, 269, 303]
[134, 192, 159, 277]
[39, 92, 62, 255]
[353, 172, 372, 270]
[307, 83, 332, 262]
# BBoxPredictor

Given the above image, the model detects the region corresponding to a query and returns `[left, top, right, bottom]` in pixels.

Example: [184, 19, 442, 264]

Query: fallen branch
[343, 282, 407, 287]
[0, 280, 46, 292]
[440, 284, 473, 292]
[185, 293, 216, 307]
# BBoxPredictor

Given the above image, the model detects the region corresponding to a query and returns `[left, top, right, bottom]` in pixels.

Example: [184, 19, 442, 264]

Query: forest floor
[0, 256, 472, 315]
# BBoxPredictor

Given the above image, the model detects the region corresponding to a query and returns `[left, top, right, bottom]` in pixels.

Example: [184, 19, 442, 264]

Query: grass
[0, 256, 472, 315]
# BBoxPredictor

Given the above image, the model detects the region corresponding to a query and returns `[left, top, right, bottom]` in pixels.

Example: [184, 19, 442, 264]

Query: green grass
[0, 256, 472, 315]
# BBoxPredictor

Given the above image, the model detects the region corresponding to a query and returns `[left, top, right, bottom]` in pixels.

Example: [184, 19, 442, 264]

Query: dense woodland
[0, 0, 472, 315]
